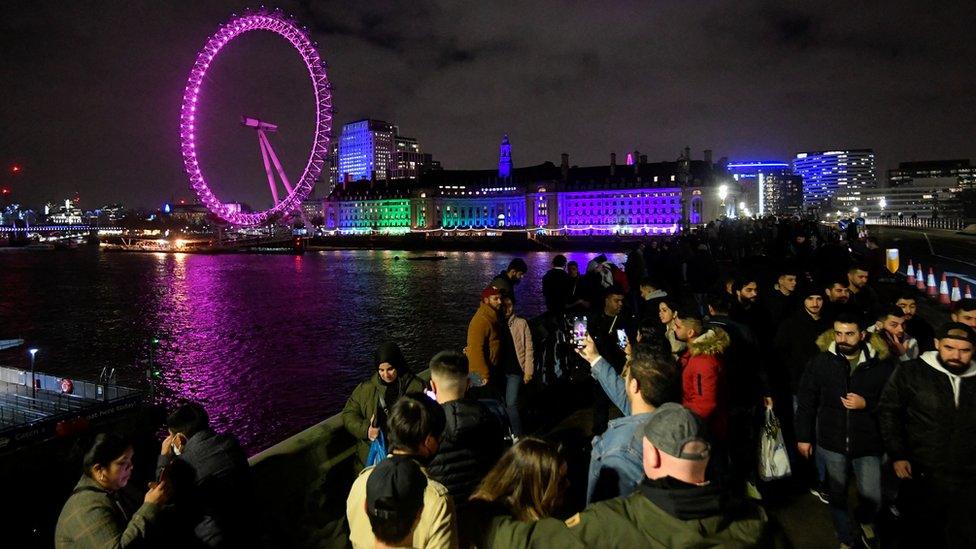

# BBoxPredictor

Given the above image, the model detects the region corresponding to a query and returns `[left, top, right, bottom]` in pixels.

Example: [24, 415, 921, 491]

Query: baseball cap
[936, 322, 976, 345]
[641, 403, 711, 461]
[480, 285, 502, 300]
[366, 455, 427, 521]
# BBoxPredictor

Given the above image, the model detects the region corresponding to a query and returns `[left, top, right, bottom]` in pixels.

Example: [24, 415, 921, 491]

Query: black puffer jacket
[795, 330, 894, 457]
[427, 398, 508, 503]
[878, 352, 976, 488]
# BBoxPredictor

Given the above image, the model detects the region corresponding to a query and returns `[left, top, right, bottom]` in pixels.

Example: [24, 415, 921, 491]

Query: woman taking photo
[342, 341, 425, 468]
[55, 433, 169, 548]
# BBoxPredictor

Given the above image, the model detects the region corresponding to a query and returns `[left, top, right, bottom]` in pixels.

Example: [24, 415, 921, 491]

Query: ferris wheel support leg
[259, 131, 316, 234]
[258, 131, 281, 205]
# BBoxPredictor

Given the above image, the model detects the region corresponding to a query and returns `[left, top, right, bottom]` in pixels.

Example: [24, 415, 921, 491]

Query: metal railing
[872, 217, 970, 231]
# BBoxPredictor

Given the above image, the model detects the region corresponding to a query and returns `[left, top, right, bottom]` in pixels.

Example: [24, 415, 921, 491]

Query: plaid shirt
[55, 475, 160, 548]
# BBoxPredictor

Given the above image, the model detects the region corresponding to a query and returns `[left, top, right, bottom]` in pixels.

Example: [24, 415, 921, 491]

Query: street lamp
[28, 348, 38, 399]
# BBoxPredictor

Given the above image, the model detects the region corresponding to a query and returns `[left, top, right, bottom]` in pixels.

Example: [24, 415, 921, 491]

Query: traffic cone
[951, 279, 962, 302]
[939, 274, 951, 305]
[916, 263, 926, 291]
[906, 260, 916, 285]
[966, 285, 974, 299]
[926, 268, 937, 297]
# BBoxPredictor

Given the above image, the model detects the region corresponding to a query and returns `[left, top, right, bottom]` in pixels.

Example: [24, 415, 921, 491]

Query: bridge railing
[871, 217, 970, 231]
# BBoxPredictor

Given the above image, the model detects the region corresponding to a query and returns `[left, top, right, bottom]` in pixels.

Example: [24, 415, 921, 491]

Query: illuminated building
[337, 119, 396, 182]
[326, 149, 724, 235]
[887, 159, 976, 188]
[726, 161, 790, 215]
[336, 120, 438, 184]
[389, 136, 437, 180]
[498, 135, 513, 178]
[793, 149, 876, 206]
[833, 181, 968, 222]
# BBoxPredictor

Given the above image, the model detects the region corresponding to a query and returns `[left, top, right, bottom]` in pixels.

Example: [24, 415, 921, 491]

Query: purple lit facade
[327, 152, 722, 234]
[179, 11, 333, 226]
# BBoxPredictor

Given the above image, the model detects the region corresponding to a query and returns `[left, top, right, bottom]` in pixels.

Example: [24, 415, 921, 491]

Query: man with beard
[774, 285, 831, 410]
[950, 298, 976, 329]
[673, 311, 730, 445]
[868, 305, 919, 363]
[730, 275, 772, 347]
[466, 286, 506, 388]
[490, 258, 528, 297]
[895, 292, 936, 353]
[878, 323, 976, 548]
[821, 276, 853, 325]
[847, 264, 879, 320]
[796, 313, 893, 549]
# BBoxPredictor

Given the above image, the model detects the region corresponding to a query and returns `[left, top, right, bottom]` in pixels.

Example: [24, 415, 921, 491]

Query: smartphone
[424, 388, 437, 400]
[616, 329, 628, 350]
[571, 317, 588, 348]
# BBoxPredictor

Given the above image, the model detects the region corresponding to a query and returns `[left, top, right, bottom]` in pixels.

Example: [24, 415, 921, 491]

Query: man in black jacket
[541, 254, 573, 316]
[795, 313, 894, 549]
[158, 403, 253, 548]
[774, 285, 831, 407]
[878, 323, 976, 548]
[588, 285, 630, 435]
[763, 264, 799, 325]
[895, 292, 935, 353]
[426, 351, 508, 506]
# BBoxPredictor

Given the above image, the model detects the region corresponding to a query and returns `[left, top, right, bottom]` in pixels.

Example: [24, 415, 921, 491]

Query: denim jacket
[587, 357, 654, 503]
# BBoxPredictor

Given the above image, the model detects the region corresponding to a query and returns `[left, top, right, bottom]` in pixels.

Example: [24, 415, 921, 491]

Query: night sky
[2, 1, 975, 209]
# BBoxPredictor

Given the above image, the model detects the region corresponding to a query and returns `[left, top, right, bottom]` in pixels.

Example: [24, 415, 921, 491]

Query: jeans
[505, 374, 522, 436]
[817, 447, 881, 545]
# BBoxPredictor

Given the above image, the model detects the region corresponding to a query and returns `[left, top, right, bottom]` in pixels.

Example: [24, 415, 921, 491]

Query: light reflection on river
[0, 249, 623, 454]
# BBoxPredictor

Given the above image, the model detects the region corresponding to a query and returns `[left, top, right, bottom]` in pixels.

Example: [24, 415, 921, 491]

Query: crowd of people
[53, 218, 976, 548]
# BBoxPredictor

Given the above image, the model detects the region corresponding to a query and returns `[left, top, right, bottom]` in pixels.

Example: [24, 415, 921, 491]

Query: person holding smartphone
[587, 285, 631, 435]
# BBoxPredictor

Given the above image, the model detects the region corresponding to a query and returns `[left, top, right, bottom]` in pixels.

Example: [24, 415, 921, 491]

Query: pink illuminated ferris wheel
[179, 10, 333, 227]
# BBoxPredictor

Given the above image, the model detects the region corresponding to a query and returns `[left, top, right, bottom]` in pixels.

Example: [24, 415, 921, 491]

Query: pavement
[870, 225, 976, 287]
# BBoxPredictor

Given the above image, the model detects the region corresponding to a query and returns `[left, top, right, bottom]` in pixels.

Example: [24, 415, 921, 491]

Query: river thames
[0, 249, 623, 454]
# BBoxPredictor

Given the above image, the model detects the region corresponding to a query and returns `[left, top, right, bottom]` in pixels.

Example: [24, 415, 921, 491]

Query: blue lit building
[792, 149, 876, 206]
[337, 119, 396, 182]
[726, 161, 802, 216]
[326, 150, 723, 234]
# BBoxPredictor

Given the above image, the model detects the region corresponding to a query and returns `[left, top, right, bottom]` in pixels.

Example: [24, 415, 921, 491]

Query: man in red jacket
[672, 311, 730, 443]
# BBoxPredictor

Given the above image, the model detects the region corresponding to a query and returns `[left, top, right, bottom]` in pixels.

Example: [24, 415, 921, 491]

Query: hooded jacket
[878, 351, 976, 487]
[773, 307, 831, 393]
[794, 330, 894, 457]
[341, 344, 425, 468]
[466, 302, 504, 383]
[568, 477, 783, 548]
[680, 328, 731, 441]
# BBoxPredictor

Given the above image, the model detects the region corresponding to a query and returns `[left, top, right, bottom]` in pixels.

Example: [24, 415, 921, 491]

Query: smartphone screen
[572, 317, 588, 347]
[616, 329, 627, 350]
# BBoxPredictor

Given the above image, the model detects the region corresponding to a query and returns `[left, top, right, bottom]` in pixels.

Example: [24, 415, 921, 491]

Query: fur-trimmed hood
[815, 329, 891, 362]
[688, 328, 731, 357]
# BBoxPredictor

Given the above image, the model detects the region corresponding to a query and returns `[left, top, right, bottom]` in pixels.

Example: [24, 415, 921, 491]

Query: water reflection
[0, 249, 624, 454]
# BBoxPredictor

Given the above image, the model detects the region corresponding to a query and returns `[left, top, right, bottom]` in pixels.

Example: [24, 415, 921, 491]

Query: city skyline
[3, 1, 975, 208]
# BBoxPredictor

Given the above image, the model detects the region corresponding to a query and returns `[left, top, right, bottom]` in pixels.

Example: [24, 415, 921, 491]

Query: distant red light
[10, 165, 21, 173]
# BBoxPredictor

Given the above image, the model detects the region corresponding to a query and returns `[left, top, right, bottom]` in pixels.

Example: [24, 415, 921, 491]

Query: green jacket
[341, 372, 425, 467]
[459, 501, 584, 549]
[568, 478, 784, 548]
[55, 475, 160, 548]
